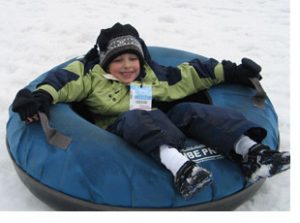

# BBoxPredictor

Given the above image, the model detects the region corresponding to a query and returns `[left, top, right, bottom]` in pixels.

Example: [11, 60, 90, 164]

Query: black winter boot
[175, 161, 212, 199]
[242, 144, 290, 183]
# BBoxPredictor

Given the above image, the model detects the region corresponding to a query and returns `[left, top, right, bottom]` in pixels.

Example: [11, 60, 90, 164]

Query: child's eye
[112, 58, 123, 63]
[129, 56, 138, 61]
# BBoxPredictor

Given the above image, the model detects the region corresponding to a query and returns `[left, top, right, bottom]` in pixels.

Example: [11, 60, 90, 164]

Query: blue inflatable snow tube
[6, 47, 279, 210]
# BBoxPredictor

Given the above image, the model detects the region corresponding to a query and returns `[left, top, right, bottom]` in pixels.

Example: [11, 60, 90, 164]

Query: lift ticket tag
[130, 83, 152, 111]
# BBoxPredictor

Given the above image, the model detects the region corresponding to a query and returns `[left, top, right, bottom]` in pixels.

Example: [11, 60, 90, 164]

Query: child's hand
[12, 89, 52, 122]
[222, 58, 262, 88]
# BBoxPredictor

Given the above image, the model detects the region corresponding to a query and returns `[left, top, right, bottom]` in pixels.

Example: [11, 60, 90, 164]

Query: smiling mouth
[121, 71, 135, 76]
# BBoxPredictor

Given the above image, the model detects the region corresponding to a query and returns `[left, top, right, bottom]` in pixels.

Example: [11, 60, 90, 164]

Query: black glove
[222, 58, 262, 88]
[12, 88, 53, 121]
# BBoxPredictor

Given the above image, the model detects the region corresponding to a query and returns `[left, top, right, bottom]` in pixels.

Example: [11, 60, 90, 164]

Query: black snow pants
[107, 102, 266, 157]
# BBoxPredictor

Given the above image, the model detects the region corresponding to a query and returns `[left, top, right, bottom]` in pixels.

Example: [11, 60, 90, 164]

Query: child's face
[107, 53, 141, 85]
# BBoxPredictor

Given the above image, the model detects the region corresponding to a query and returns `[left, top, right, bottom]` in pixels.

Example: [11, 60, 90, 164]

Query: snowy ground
[0, 0, 292, 212]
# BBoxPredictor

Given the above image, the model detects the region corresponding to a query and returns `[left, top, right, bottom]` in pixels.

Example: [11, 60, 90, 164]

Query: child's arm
[147, 58, 224, 101]
[148, 57, 262, 101]
[36, 60, 93, 104]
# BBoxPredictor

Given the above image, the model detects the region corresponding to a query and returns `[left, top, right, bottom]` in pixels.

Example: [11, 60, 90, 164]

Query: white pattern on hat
[100, 35, 144, 68]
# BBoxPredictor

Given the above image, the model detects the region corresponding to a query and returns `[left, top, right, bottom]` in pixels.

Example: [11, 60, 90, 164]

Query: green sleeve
[148, 61, 224, 101]
[178, 62, 224, 90]
[36, 60, 93, 104]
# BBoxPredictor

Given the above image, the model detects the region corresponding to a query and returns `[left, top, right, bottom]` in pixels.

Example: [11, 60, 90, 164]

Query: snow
[0, 0, 293, 212]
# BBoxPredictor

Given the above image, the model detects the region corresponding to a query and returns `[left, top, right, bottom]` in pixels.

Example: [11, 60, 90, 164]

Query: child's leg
[107, 109, 186, 154]
[167, 102, 290, 182]
[167, 102, 266, 156]
[107, 109, 212, 198]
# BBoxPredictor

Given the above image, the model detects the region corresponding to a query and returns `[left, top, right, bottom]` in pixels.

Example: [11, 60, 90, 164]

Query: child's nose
[124, 59, 131, 67]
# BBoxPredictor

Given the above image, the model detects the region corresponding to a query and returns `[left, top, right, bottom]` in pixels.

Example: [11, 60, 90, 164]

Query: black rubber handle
[38, 112, 71, 149]
[249, 78, 267, 108]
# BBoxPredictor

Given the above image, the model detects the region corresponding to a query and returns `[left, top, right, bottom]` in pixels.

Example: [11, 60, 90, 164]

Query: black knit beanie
[97, 23, 144, 71]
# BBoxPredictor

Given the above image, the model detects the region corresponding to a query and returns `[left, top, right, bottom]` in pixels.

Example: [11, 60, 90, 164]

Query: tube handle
[38, 112, 71, 149]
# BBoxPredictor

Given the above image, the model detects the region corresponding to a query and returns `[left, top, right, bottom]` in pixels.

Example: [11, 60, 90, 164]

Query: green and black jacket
[36, 50, 225, 129]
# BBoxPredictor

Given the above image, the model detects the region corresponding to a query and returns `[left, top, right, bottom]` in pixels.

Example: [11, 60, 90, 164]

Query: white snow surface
[0, 0, 291, 211]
